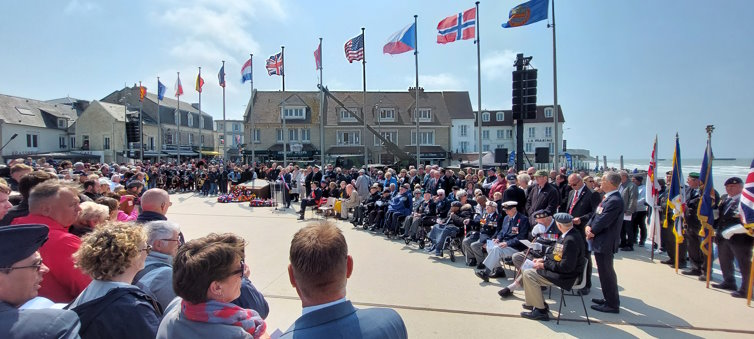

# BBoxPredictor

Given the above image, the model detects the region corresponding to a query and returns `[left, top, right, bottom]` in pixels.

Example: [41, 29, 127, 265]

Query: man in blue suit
[281, 220, 408, 339]
[585, 171, 625, 314]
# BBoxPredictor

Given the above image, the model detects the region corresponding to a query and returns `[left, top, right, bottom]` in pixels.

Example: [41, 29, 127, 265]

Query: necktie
[569, 189, 580, 214]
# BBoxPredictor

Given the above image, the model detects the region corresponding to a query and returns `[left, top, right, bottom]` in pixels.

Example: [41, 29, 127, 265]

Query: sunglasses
[229, 260, 246, 278]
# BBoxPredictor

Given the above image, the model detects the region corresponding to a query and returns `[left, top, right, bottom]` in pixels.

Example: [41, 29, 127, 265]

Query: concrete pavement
[168, 192, 753, 338]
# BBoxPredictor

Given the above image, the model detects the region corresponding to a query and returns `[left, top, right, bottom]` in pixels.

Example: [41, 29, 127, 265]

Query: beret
[688, 172, 700, 179]
[553, 212, 574, 224]
[534, 170, 549, 177]
[506, 174, 517, 181]
[724, 177, 743, 185]
[533, 209, 551, 218]
[0, 224, 48, 268]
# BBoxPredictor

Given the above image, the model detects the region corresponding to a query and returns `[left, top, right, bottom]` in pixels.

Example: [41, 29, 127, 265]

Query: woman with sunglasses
[158, 233, 268, 339]
[67, 222, 161, 339]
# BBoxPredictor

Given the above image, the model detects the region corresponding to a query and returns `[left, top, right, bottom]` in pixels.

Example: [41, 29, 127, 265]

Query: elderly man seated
[133, 221, 183, 309]
[475, 201, 529, 282]
[520, 213, 586, 321]
[426, 201, 473, 257]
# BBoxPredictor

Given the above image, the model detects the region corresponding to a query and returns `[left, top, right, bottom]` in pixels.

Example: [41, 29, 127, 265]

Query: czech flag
[383, 22, 416, 55]
[241, 58, 252, 83]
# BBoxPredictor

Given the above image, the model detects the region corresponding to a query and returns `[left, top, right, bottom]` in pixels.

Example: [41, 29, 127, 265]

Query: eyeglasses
[140, 245, 153, 255]
[229, 260, 246, 278]
[1, 259, 44, 273]
[159, 238, 181, 243]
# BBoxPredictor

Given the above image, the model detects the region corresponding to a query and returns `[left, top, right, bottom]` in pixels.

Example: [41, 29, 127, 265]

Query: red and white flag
[314, 41, 322, 70]
[647, 136, 662, 247]
[174, 74, 184, 97]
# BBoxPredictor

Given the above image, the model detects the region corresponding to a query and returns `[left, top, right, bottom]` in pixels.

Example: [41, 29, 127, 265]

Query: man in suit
[0, 224, 81, 338]
[476, 201, 529, 282]
[525, 170, 560, 226]
[298, 182, 323, 220]
[282, 220, 407, 339]
[618, 171, 638, 251]
[566, 173, 600, 295]
[586, 171, 625, 313]
[503, 174, 527, 215]
[713, 177, 753, 298]
[520, 213, 586, 321]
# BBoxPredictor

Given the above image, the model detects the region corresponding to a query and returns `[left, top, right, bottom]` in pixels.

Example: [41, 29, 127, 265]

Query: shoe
[591, 298, 606, 305]
[681, 269, 702, 276]
[297, 215, 305, 220]
[591, 304, 620, 314]
[476, 263, 486, 270]
[520, 308, 550, 321]
[475, 269, 490, 282]
[467, 259, 477, 267]
[731, 290, 746, 298]
[489, 267, 507, 278]
[712, 282, 738, 291]
[639, 242, 646, 247]
[578, 287, 591, 296]
[498, 287, 512, 298]
[522, 303, 549, 311]
[620, 246, 634, 252]
[660, 259, 673, 265]
[698, 275, 708, 281]
[677, 262, 688, 269]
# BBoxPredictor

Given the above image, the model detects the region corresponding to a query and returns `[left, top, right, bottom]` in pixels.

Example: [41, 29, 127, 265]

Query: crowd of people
[0, 154, 750, 337]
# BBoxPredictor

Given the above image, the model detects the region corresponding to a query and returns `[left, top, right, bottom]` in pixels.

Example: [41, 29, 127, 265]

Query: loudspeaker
[494, 148, 508, 163]
[125, 121, 140, 143]
[535, 147, 549, 163]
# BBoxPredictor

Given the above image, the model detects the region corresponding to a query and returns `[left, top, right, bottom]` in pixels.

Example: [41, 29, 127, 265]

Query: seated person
[298, 182, 323, 221]
[383, 184, 412, 236]
[367, 189, 392, 231]
[133, 221, 182, 310]
[426, 201, 473, 257]
[463, 201, 502, 270]
[434, 189, 451, 219]
[520, 213, 586, 321]
[402, 191, 436, 241]
[352, 185, 380, 227]
[68, 201, 109, 238]
[338, 184, 360, 221]
[399, 189, 424, 234]
[475, 201, 529, 282]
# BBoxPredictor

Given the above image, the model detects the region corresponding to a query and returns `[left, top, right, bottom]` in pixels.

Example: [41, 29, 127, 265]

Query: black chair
[556, 257, 591, 325]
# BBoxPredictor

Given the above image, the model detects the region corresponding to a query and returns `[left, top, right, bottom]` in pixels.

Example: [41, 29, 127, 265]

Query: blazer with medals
[566, 186, 600, 236]
[538, 228, 587, 289]
[588, 190, 625, 254]
[714, 194, 741, 238]
[493, 212, 530, 251]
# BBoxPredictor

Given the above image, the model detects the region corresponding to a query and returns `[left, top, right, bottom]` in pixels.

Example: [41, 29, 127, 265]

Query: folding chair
[317, 197, 336, 217]
[556, 257, 591, 325]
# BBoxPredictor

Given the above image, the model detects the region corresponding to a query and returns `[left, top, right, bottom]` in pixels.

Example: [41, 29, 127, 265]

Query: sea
[602, 158, 751, 190]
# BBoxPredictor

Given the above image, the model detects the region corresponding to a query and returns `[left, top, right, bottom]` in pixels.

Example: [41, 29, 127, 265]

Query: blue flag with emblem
[502, 0, 549, 28]
[157, 80, 166, 101]
[697, 138, 715, 256]
[664, 133, 685, 242]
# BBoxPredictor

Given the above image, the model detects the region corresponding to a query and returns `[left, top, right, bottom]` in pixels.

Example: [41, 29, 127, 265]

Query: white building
[476, 105, 564, 160]
[444, 92, 476, 154]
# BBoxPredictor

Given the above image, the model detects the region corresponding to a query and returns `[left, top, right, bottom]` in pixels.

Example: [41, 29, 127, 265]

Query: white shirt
[302, 297, 348, 315]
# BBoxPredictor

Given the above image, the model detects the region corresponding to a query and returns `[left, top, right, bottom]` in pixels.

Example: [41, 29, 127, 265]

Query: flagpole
[747, 256, 754, 306]
[362, 27, 368, 166]
[138, 81, 144, 162]
[475, 1, 482, 172]
[550, 0, 560, 170]
[250, 53, 255, 165]
[281, 46, 287, 166]
[650, 136, 657, 262]
[318, 38, 325, 167]
[157, 76, 162, 163]
[414, 15, 420, 170]
[177, 71, 181, 165]
[222, 61, 227, 162]
[198, 67, 203, 161]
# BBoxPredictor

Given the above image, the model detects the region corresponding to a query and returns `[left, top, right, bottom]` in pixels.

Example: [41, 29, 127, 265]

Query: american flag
[266, 52, 284, 76]
[344, 33, 364, 63]
[741, 159, 754, 231]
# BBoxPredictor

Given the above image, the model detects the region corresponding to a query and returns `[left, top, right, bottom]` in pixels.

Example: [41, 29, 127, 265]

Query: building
[214, 119, 244, 161]
[0, 93, 98, 163]
[475, 105, 565, 163]
[445, 92, 476, 154]
[101, 86, 215, 159]
[243, 88, 472, 165]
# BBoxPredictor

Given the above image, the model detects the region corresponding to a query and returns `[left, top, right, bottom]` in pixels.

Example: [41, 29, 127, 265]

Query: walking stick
[705, 235, 713, 289]
[747, 255, 754, 307]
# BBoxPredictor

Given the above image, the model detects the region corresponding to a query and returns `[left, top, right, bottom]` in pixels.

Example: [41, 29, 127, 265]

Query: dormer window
[187, 113, 194, 127]
[482, 112, 490, 122]
[282, 107, 305, 120]
[414, 108, 431, 122]
[57, 118, 67, 128]
[379, 108, 395, 122]
[339, 108, 357, 122]
[496, 112, 504, 121]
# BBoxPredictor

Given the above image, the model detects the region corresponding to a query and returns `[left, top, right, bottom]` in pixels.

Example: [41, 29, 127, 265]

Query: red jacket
[12, 214, 92, 302]
[488, 180, 507, 200]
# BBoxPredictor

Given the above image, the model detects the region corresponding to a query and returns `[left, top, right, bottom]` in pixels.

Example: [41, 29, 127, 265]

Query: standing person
[632, 176, 648, 247]
[618, 171, 638, 251]
[681, 172, 709, 276]
[565, 173, 599, 295]
[354, 169, 371, 203]
[525, 170, 560, 226]
[585, 172, 624, 314]
[659, 171, 686, 267]
[134, 221, 182, 309]
[713, 177, 752, 298]
[502, 174, 526, 214]
[281, 221, 407, 338]
[136, 189, 172, 224]
[0, 225, 81, 339]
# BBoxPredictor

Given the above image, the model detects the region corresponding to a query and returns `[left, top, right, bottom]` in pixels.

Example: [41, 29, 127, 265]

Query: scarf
[181, 299, 266, 338]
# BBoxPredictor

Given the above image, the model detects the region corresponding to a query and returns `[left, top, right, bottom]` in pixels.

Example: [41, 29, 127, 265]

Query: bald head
[140, 188, 170, 215]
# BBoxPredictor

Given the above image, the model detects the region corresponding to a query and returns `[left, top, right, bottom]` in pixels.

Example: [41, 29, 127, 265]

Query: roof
[0, 93, 77, 129]
[95, 101, 138, 122]
[442, 91, 474, 119]
[476, 105, 565, 127]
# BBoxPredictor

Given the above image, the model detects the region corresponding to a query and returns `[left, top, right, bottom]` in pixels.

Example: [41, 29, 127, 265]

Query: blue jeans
[209, 183, 218, 195]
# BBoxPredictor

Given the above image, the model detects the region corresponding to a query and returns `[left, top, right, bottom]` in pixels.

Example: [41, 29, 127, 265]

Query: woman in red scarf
[157, 233, 267, 339]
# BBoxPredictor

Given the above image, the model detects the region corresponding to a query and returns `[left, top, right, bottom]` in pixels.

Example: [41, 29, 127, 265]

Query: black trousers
[299, 198, 317, 215]
[717, 234, 754, 292]
[632, 211, 648, 245]
[685, 225, 704, 271]
[585, 250, 593, 289]
[662, 222, 687, 264]
[594, 251, 620, 308]
[620, 220, 635, 248]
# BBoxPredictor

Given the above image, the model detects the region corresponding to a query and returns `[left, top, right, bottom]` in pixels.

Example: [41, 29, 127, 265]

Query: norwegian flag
[437, 7, 476, 44]
[266, 52, 284, 76]
[741, 159, 754, 231]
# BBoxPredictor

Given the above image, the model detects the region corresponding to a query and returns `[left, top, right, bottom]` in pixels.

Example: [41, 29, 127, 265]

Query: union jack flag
[266, 52, 284, 76]
[344, 33, 364, 63]
[741, 159, 754, 232]
[437, 7, 476, 44]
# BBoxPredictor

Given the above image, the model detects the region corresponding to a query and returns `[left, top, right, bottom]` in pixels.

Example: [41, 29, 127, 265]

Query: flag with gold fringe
[697, 138, 715, 255]
[664, 133, 685, 242]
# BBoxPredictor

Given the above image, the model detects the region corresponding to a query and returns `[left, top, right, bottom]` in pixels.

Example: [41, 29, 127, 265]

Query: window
[26, 134, 38, 148]
[218, 122, 224, 132]
[59, 136, 66, 148]
[549, 143, 554, 154]
[277, 129, 284, 142]
[337, 131, 361, 145]
[497, 144, 506, 150]
[283, 107, 305, 119]
[483, 144, 490, 152]
[301, 128, 311, 142]
[174, 110, 180, 125]
[496, 130, 505, 139]
[459, 141, 468, 152]
[200, 117, 205, 129]
[379, 108, 395, 122]
[254, 129, 261, 143]
[188, 133, 194, 145]
[410, 130, 434, 145]
[289, 129, 298, 141]
[415, 108, 431, 122]
[374, 131, 398, 146]
[339, 109, 357, 122]
[16, 107, 34, 116]
[525, 143, 533, 153]
[459, 124, 467, 137]
[496, 112, 504, 121]
[482, 112, 490, 122]
[58, 118, 67, 129]
[545, 107, 553, 118]
[70, 136, 76, 148]
[506, 130, 513, 139]
[149, 137, 155, 150]
[165, 132, 173, 145]
[187, 113, 194, 127]
[200, 135, 204, 145]
[482, 130, 489, 140]
[545, 126, 552, 138]
[82, 135, 89, 150]
[233, 123, 240, 132]
[528, 127, 536, 138]
[103, 136, 110, 150]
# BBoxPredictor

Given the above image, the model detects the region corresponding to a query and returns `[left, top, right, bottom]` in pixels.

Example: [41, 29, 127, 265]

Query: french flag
[241, 58, 252, 83]
[383, 22, 416, 55]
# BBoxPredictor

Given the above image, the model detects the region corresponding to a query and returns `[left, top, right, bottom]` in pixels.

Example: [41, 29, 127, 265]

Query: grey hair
[456, 190, 467, 198]
[28, 180, 79, 211]
[605, 171, 622, 187]
[437, 189, 446, 196]
[144, 220, 181, 246]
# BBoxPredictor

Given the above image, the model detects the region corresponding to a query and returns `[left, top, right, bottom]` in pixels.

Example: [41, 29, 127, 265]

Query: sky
[1, 0, 753, 160]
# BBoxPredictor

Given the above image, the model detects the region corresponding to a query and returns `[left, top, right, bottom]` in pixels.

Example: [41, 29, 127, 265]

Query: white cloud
[404, 73, 465, 91]
[481, 49, 517, 81]
[64, 0, 100, 15]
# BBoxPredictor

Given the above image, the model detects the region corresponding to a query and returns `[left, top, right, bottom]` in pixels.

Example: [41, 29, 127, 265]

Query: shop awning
[400, 146, 448, 159]
[326, 146, 365, 157]
[200, 151, 220, 156]
[162, 150, 199, 156]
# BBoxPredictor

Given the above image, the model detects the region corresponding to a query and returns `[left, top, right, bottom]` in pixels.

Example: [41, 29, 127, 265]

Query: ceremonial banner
[665, 134, 685, 242]
[647, 136, 662, 247]
[697, 139, 715, 255]
[502, 0, 549, 28]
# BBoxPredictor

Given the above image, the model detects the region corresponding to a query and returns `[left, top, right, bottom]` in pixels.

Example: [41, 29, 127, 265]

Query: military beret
[534, 170, 549, 177]
[724, 177, 743, 185]
[506, 174, 517, 181]
[501, 201, 518, 209]
[553, 213, 574, 224]
[451, 201, 463, 207]
[0, 224, 48, 268]
[533, 209, 551, 218]
[688, 172, 700, 179]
